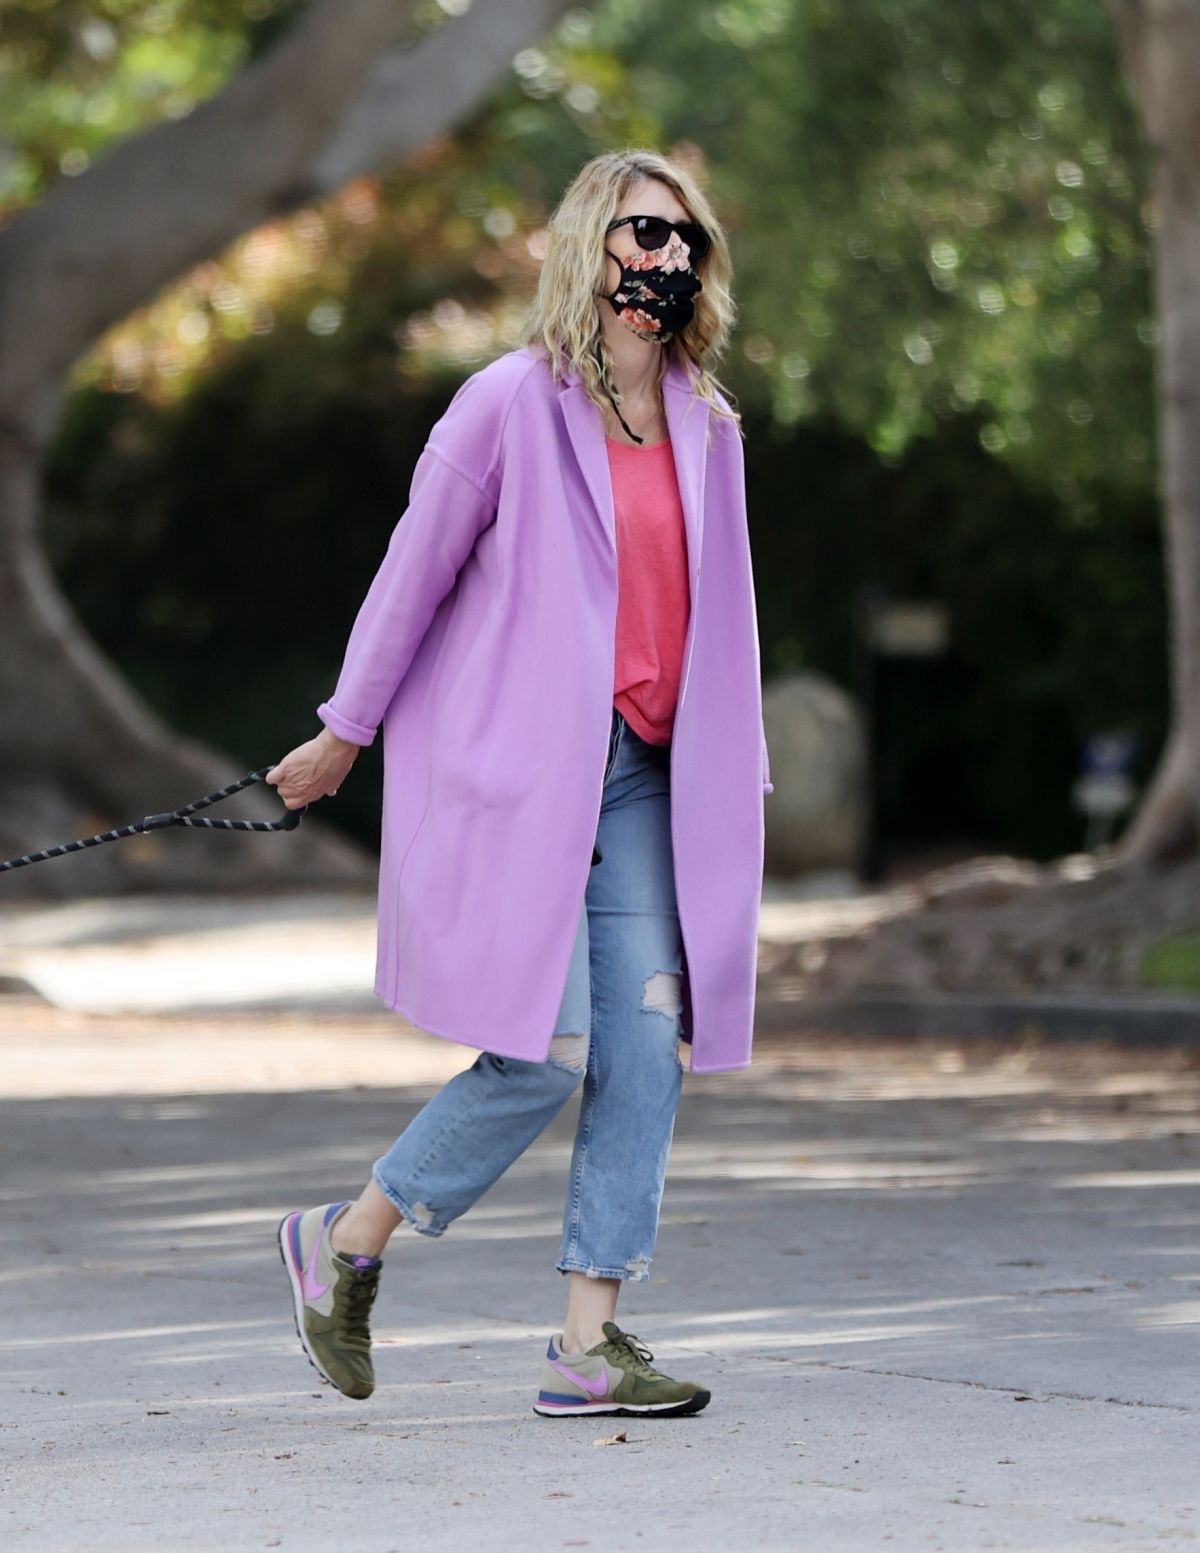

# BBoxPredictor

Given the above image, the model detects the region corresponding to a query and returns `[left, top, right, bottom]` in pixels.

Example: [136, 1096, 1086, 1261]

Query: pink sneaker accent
[300, 1217, 332, 1301]
[548, 1352, 612, 1399]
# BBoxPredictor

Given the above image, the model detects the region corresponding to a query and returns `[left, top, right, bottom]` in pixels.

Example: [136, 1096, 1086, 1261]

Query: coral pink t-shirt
[606, 433, 691, 747]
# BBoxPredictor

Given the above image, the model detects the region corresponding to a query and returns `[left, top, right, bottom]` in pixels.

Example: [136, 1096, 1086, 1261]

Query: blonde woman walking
[267, 148, 771, 1418]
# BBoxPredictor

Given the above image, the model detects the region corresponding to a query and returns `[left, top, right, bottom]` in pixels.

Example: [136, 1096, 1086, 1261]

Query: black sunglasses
[605, 214, 712, 262]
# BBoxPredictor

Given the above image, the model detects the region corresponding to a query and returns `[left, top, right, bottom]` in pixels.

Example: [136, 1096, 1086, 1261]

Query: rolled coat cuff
[316, 701, 378, 747]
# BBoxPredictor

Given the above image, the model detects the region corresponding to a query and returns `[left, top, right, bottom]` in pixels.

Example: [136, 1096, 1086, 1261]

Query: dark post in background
[856, 584, 951, 886]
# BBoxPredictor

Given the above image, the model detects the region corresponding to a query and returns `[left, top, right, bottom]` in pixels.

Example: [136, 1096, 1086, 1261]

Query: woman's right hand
[264, 728, 362, 810]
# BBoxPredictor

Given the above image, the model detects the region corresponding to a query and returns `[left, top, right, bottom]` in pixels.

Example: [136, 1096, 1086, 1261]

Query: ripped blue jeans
[371, 705, 687, 1283]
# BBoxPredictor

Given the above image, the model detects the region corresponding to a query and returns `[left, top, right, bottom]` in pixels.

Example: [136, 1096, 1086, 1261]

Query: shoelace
[604, 1328, 659, 1377]
[333, 1268, 380, 1351]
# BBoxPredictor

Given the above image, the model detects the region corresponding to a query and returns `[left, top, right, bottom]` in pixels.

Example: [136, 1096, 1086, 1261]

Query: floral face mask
[596, 230, 704, 344]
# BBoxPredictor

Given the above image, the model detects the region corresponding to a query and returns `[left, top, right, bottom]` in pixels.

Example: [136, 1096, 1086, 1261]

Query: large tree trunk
[1107, 0, 1200, 868]
[0, 0, 576, 897]
[0, 416, 374, 895]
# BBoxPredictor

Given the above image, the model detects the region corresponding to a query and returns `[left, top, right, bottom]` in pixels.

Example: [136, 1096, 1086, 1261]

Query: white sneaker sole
[532, 1391, 710, 1417]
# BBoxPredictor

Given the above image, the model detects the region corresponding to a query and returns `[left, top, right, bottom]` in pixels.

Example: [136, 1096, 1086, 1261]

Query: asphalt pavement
[1, 893, 1199, 1552]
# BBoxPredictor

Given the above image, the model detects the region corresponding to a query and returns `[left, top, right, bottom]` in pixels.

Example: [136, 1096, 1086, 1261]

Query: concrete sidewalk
[2, 973, 1200, 1552]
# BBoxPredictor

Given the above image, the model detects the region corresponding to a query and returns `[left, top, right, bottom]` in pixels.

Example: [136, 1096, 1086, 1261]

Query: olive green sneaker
[533, 1320, 711, 1417]
[277, 1201, 382, 1400]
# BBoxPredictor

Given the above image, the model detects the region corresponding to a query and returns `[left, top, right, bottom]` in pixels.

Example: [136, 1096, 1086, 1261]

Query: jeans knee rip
[641, 969, 682, 1020]
[641, 970, 687, 1070]
[548, 1031, 588, 1072]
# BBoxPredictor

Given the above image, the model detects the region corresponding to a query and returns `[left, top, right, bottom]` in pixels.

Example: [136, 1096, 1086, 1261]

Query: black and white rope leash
[0, 766, 305, 873]
[0, 763, 608, 874]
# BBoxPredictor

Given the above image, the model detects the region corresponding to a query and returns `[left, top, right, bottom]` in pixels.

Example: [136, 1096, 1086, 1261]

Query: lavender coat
[316, 344, 771, 1075]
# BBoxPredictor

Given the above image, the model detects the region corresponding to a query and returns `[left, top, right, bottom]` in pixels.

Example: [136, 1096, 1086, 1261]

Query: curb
[754, 987, 1200, 1046]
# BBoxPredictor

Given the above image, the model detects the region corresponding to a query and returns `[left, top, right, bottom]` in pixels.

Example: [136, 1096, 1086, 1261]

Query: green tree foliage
[486, 0, 1154, 504]
[0, 1, 304, 207]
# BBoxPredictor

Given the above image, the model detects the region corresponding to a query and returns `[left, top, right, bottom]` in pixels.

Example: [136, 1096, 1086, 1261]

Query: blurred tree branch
[0, 0, 573, 427]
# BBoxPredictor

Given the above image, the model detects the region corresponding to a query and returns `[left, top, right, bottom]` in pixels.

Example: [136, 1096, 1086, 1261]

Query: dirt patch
[760, 851, 1200, 999]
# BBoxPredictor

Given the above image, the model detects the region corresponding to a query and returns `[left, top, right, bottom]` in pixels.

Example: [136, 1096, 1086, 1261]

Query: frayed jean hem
[556, 1258, 652, 1284]
[371, 1163, 449, 1238]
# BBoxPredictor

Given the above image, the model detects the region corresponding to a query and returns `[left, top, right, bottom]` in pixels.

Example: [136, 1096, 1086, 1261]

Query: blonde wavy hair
[519, 148, 743, 442]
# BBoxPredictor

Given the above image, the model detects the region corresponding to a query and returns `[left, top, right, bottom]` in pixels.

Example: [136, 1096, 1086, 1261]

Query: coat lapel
[558, 351, 709, 585]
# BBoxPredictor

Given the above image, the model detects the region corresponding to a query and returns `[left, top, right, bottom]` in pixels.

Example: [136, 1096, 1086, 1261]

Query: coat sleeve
[315, 374, 507, 747]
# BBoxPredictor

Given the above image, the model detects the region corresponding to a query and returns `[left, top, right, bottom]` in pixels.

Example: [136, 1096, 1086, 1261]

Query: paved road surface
[2, 984, 1199, 1551]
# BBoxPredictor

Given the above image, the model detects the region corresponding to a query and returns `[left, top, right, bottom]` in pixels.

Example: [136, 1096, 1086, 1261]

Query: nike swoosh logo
[549, 1355, 611, 1398]
[300, 1220, 331, 1302]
